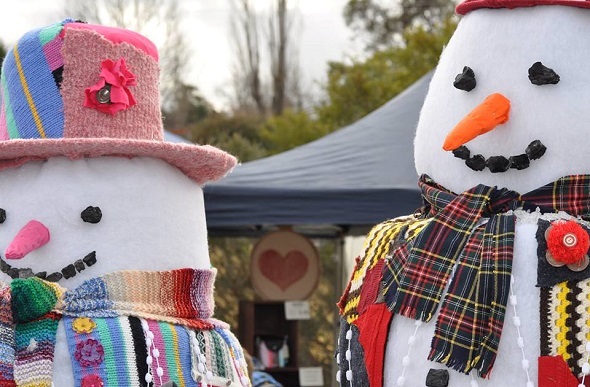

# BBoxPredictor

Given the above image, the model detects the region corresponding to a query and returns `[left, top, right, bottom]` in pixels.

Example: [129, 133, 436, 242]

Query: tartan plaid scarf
[382, 174, 590, 377]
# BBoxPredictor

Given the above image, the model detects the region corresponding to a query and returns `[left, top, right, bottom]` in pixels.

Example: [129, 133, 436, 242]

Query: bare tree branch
[230, 0, 266, 115]
[229, 0, 302, 116]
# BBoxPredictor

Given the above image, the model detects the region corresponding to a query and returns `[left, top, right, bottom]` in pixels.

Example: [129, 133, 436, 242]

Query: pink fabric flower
[84, 58, 137, 115]
[81, 374, 104, 387]
[75, 338, 105, 367]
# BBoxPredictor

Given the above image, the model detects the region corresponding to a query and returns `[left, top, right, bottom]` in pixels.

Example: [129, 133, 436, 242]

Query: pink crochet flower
[84, 58, 137, 115]
[75, 338, 105, 367]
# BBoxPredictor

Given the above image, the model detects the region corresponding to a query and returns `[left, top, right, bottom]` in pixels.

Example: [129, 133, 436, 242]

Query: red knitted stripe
[173, 268, 198, 319]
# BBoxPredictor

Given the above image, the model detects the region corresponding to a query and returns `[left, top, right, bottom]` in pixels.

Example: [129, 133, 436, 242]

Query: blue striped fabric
[0, 20, 70, 140]
[173, 323, 195, 385]
[64, 315, 109, 386]
[62, 277, 117, 317]
[95, 318, 132, 386]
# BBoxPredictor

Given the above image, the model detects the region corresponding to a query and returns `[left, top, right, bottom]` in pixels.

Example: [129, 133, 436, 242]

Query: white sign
[298, 367, 324, 386]
[284, 300, 311, 320]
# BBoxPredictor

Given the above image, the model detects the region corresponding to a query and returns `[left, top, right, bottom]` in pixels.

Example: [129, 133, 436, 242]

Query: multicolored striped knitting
[4, 269, 250, 386]
[61, 268, 222, 330]
[59, 268, 248, 386]
[338, 216, 429, 324]
[63, 316, 248, 387]
[13, 313, 60, 387]
[10, 278, 64, 387]
[0, 19, 70, 140]
[0, 284, 14, 386]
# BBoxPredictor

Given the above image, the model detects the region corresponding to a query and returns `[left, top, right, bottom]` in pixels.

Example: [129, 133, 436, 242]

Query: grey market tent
[203, 71, 433, 237]
[164, 130, 191, 143]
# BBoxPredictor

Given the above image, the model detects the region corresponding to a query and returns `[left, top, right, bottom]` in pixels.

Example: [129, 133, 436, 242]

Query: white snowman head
[0, 20, 236, 288]
[414, 0, 590, 194]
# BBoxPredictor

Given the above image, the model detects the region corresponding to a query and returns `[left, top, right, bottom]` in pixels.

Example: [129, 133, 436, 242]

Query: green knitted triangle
[11, 278, 59, 323]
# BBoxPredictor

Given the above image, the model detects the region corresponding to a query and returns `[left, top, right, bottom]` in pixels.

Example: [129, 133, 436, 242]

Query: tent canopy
[204, 72, 433, 237]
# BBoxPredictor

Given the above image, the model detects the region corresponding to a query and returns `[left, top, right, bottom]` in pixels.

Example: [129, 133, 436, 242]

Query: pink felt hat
[0, 19, 236, 185]
[457, 0, 590, 14]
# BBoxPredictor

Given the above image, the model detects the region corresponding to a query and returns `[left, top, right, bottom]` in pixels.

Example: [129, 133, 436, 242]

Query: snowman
[337, 0, 590, 386]
[0, 19, 250, 386]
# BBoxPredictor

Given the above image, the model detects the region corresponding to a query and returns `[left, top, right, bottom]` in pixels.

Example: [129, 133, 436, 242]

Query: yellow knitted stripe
[408, 218, 429, 237]
[343, 216, 430, 323]
[353, 216, 418, 289]
[170, 323, 186, 386]
[556, 281, 572, 361]
[13, 44, 46, 138]
[364, 220, 401, 267]
[345, 297, 360, 323]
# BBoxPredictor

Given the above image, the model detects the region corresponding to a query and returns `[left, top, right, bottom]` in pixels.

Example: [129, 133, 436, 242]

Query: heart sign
[251, 230, 320, 300]
[258, 249, 309, 291]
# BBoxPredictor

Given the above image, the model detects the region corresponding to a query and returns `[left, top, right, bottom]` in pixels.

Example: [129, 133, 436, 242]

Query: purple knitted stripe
[0, 85, 7, 140]
[190, 268, 216, 319]
[42, 36, 64, 72]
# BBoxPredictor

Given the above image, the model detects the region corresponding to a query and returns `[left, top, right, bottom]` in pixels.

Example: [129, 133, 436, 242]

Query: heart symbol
[258, 249, 309, 291]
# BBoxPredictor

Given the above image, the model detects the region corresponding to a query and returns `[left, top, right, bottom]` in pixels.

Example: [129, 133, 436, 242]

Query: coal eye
[0, 209, 5, 224]
[528, 62, 560, 85]
[81, 206, 102, 224]
[454, 66, 476, 91]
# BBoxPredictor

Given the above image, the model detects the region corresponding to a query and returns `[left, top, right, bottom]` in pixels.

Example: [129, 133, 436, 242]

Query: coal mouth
[452, 139, 547, 173]
[0, 251, 97, 282]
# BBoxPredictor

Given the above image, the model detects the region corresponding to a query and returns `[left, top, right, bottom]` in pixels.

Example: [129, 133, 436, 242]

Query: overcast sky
[0, 0, 358, 109]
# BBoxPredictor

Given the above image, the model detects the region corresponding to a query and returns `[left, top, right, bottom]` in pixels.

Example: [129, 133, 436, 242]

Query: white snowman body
[383, 5, 590, 386]
[0, 156, 212, 386]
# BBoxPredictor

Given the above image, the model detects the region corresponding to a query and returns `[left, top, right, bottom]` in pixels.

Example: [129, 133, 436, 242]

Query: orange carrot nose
[443, 93, 511, 151]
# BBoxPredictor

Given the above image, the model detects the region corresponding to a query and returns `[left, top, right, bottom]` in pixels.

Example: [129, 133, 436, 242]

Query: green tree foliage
[258, 109, 330, 156]
[187, 112, 268, 163]
[316, 17, 457, 130]
[344, 0, 456, 51]
[298, 240, 338, 382]
[162, 83, 213, 131]
[209, 237, 257, 330]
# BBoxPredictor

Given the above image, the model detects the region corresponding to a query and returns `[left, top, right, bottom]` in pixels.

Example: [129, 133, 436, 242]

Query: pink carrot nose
[5, 220, 50, 259]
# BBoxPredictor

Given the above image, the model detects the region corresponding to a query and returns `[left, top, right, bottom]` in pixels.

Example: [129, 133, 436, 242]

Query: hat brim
[456, 0, 590, 15]
[0, 138, 237, 185]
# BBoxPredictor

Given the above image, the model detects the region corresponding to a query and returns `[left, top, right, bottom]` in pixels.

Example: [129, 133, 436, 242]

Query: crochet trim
[540, 280, 588, 377]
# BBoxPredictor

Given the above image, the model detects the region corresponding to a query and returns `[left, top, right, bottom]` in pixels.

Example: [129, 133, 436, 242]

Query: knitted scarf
[383, 174, 590, 378]
[3, 268, 247, 387]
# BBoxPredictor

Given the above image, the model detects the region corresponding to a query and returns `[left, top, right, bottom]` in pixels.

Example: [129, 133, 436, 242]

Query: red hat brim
[457, 0, 590, 15]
